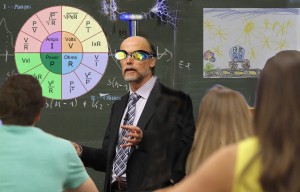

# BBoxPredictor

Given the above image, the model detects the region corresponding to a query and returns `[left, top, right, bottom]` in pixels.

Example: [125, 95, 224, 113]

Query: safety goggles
[114, 50, 156, 61]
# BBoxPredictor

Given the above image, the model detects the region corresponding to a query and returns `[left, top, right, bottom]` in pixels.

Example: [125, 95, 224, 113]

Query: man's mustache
[124, 67, 136, 72]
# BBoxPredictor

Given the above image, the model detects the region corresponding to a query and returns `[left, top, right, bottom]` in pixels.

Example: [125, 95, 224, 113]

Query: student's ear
[34, 113, 41, 123]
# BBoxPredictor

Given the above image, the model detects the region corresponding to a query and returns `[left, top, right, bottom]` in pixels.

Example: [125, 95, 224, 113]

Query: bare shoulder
[197, 144, 237, 191]
[156, 144, 237, 192]
[211, 144, 237, 162]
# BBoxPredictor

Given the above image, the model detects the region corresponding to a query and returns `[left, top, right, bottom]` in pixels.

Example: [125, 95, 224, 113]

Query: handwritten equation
[45, 93, 121, 110]
[6, 68, 18, 78]
[45, 98, 108, 110]
[178, 60, 192, 70]
[107, 76, 129, 90]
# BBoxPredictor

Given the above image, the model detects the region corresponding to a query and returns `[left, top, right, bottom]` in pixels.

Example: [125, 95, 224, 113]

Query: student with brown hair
[186, 84, 253, 175]
[0, 74, 98, 192]
[156, 50, 300, 192]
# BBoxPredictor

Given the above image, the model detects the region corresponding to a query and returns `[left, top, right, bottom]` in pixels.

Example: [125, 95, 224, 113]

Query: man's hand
[71, 142, 82, 156]
[121, 125, 143, 147]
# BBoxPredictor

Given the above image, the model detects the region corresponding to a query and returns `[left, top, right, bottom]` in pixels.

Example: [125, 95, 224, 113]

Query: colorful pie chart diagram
[15, 6, 109, 100]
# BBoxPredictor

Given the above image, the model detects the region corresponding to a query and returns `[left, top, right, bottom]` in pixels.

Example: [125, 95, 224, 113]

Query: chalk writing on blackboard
[0, 18, 15, 62]
[107, 76, 129, 90]
[44, 93, 122, 110]
[6, 69, 18, 78]
[157, 48, 173, 61]
[178, 60, 191, 70]
[45, 98, 107, 110]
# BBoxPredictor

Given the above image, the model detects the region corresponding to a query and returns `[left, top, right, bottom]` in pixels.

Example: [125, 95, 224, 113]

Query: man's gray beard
[124, 68, 151, 84]
[124, 75, 143, 84]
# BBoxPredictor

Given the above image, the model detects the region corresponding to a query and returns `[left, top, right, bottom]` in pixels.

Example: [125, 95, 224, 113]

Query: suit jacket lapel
[137, 81, 161, 130]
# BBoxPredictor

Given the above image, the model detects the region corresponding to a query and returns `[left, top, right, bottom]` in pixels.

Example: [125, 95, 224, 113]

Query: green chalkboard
[0, 0, 294, 190]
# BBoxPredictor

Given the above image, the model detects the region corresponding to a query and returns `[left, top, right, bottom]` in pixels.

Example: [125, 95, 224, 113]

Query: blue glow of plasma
[101, 0, 109, 15]
[120, 13, 145, 21]
[100, 0, 117, 21]
[100, 0, 177, 27]
[150, 0, 176, 27]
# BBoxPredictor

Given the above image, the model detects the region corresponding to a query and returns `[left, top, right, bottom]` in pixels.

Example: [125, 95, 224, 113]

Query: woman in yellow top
[156, 50, 300, 192]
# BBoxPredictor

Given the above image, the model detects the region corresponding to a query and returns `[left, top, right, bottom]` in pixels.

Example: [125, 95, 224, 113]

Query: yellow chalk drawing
[211, 26, 227, 43]
[212, 45, 223, 57]
[204, 19, 214, 32]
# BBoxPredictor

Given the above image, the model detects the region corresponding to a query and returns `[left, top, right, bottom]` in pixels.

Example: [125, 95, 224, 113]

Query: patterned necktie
[113, 93, 141, 177]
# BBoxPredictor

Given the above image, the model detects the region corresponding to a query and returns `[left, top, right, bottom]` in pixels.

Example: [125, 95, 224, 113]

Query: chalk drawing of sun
[239, 18, 260, 45]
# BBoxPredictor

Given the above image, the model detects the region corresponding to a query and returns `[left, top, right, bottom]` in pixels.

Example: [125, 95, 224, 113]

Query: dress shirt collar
[129, 76, 157, 99]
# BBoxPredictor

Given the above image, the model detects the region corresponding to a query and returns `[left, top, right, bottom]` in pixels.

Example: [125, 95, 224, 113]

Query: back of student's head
[0, 74, 45, 125]
[254, 50, 300, 192]
[186, 84, 253, 174]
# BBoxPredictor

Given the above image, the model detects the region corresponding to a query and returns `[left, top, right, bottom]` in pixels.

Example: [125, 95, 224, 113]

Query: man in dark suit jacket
[73, 36, 195, 192]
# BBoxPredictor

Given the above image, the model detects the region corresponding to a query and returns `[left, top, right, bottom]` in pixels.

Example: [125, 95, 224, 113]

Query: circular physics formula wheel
[15, 6, 109, 100]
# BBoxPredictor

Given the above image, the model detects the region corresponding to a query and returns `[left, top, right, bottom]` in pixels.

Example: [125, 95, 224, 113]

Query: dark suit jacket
[81, 81, 195, 192]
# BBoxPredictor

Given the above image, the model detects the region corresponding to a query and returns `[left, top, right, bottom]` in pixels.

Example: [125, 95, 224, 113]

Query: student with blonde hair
[186, 84, 253, 175]
[156, 50, 300, 192]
